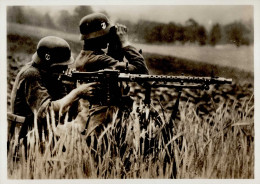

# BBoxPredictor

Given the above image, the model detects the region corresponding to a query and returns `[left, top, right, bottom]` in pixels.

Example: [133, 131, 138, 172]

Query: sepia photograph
[1, 0, 259, 183]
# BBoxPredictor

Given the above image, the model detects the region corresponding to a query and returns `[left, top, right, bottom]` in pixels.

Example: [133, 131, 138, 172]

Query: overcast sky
[93, 5, 253, 25]
[36, 5, 253, 29]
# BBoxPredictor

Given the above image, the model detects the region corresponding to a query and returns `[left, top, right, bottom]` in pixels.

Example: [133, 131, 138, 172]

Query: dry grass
[7, 95, 254, 179]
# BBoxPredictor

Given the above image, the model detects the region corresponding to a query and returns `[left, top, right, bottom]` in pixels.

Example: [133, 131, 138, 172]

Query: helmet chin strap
[83, 41, 108, 50]
[32, 60, 51, 74]
[83, 33, 109, 50]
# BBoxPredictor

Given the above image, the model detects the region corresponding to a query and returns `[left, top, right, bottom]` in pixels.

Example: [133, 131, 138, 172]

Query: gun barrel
[119, 73, 232, 84]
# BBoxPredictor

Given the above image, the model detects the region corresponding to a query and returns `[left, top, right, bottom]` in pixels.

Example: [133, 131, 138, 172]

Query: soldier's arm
[75, 50, 118, 72]
[23, 69, 52, 118]
[51, 83, 97, 116]
[108, 24, 149, 74]
[121, 45, 149, 74]
[24, 69, 96, 117]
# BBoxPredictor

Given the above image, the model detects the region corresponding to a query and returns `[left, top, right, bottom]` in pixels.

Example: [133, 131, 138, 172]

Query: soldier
[73, 12, 149, 140]
[75, 12, 149, 74]
[8, 36, 97, 156]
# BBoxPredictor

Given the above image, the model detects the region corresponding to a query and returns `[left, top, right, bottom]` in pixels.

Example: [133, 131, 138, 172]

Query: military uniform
[9, 61, 68, 138]
[7, 36, 83, 158]
[72, 13, 149, 143]
[75, 45, 149, 74]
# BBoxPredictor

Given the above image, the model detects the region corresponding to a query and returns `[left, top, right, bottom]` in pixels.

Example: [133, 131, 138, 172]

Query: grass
[7, 95, 254, 179]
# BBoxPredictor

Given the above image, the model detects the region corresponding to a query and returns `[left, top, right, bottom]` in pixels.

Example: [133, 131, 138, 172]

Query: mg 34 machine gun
[59, 69, 232, 120]
[59, 69, 232, 179]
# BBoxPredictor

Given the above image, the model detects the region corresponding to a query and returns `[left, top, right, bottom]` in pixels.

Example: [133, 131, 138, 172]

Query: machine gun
[59, 69, 232, 118]
[59, 69, 232, 179]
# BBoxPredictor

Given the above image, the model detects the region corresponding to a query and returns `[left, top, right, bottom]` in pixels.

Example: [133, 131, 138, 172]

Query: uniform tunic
[10, 62, 67, 139]
[75, 45, 149, 74]
[74, 44, 149, 138]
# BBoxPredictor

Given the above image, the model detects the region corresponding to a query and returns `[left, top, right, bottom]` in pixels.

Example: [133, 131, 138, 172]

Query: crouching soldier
[70, 13, 150, 162]
[73, 13, 149, 135]
[7, 36, 97, 158]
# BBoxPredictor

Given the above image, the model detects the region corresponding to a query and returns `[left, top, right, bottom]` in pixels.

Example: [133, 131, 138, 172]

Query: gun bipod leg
[164, 87, 182, 178]
[143, 82, 151, 106]
[169, 87, 182, 127]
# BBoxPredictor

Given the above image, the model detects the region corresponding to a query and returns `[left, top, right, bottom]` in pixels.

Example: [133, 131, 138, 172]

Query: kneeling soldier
[8, 36, 97, 157]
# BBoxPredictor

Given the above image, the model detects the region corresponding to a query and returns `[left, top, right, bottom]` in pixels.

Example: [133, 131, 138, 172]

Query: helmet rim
[80, 23, 112, 40]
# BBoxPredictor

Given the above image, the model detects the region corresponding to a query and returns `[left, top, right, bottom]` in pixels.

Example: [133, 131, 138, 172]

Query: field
[7, 23, 254, 179]
[135, 43, 253, 73]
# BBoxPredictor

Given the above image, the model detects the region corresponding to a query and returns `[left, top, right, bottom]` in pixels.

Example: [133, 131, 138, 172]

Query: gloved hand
[113, 62, 135, 73]
[108, 23, 129, 61]
[76, 82, 99, 99]
[114, 23, 129, 48]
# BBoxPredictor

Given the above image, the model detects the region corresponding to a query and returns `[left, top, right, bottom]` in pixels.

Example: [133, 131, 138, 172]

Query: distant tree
[184, 18, 199, 43]
[42, 13, 56, 29]
[7, 6, 26, 24]
[73, 6, 93, 21]
[57, 6, 94, 33]
[186, 18, 199, 27]
[174, 24, 185, 44]
[197, 26, 207, 45]
[21, 7, 43, 26]
[161, 22, 176, 43]
[209, 23, 222, 46]
[57, 10, 73, 32]
[145, 23, 165, 43]
[224, 21, 250, 47]
[135, 20, 162, 43]
[244, 19, 254, 44]
[7, 6, 54, 29]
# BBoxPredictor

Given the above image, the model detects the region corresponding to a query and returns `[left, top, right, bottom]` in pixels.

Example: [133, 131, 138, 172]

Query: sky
[93, 5, 253, 27]
[38, 5, 253, 30]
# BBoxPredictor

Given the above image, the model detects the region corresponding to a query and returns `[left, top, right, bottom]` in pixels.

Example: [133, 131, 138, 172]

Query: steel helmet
[32, 36, 74, 67]
[79, 13, 112, 40]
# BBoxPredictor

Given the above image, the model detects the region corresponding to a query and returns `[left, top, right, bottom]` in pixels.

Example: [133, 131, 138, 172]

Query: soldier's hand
[77, 82, 99, 99]
[51, 82, 99, 116]
[113, 62, 125, 71]
[114, 23, 129, 48]
[113, 62, 135, 72]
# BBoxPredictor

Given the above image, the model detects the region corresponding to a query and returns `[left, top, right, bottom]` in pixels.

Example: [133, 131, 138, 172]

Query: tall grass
[7, 95, 254, 179]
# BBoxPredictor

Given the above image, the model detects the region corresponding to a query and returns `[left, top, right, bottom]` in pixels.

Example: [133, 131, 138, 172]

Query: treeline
[119, 18, 253, 47]
[7, 6, 253, 47]
[7, 6, 94, 34]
